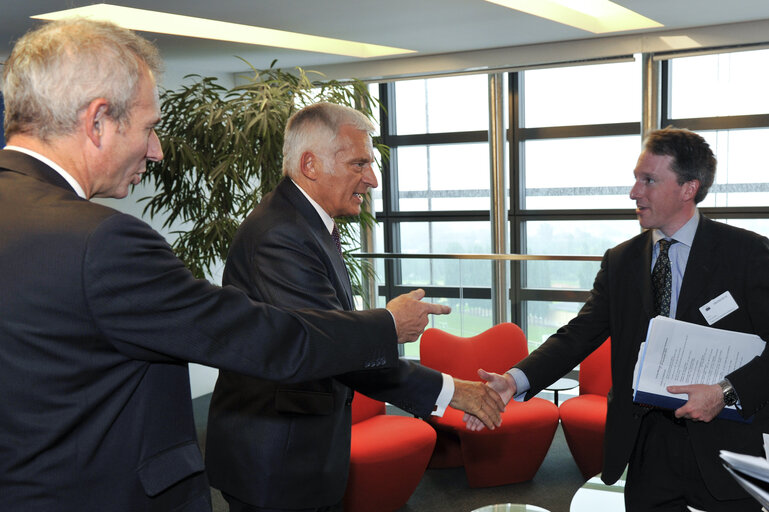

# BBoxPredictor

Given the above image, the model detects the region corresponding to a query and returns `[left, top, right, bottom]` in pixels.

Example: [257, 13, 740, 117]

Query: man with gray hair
[0, 20, 453, 511]
[205, 102, 507, 512]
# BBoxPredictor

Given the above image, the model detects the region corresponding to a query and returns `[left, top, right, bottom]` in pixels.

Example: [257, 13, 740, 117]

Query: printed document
[632, 316, 765, 421]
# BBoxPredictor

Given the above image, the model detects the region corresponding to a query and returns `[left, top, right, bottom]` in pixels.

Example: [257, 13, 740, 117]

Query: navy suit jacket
[205, 178, 443, 509]
[516, 214, 769, 500]
[0, 151, 400, 511]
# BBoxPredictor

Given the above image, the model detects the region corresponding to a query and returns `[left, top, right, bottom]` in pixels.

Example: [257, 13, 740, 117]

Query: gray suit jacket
[0, 150, 399, 511]
[206, 178, 443, 509]
[516, 214, 769, 500]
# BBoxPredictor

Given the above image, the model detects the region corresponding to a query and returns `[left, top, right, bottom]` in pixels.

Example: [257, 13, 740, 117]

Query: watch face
[719, 380, 738, 406]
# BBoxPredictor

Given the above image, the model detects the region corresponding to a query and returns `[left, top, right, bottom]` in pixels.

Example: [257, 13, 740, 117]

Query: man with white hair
[206, 102, 507, 512]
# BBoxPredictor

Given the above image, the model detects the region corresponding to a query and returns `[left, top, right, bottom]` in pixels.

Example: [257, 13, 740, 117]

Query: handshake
[385, 288, 519, 430]
[453, 369, 519, 430]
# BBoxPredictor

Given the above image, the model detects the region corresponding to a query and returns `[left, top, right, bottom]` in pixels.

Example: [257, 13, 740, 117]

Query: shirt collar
[4, 145, 87, 199]
[290, 178, 335, 235]
[652, 209, 699, 248]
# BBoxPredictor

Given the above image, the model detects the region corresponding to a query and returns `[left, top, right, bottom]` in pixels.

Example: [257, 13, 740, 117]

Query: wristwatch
[718, 379, 738, 406]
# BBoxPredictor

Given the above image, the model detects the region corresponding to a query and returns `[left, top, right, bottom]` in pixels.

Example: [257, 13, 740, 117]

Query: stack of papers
[721, 448, 769, 509]
[632, 316, 765, 422]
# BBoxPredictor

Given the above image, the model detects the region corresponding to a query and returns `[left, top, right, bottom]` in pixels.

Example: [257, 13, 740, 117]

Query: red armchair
[343, 392, 436, 512]
[419, 323, 560, 487]
[558, 338, 612, 479]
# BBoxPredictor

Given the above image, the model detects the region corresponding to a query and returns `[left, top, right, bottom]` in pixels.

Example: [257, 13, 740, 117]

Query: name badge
[699, 291, 738, 325]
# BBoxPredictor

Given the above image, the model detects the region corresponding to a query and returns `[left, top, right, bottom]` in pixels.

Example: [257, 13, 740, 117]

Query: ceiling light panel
[32, 4, 414, 58]
[484, 0, 663, 34]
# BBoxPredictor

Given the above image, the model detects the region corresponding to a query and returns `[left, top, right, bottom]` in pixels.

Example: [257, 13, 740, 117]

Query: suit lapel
[677, 216, 717, 321]
[322, 228, 354, 309]
[277, 179, 354, 310]
[619, 232, 656, 374]
[633, 231, 655, 320]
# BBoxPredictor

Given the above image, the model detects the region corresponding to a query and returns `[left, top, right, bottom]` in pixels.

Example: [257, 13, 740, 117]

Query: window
[523, 60, 641, 127]
[393, 75, 490, 134]
[522, 135, 639, 210]
[362, 47, 769, 361]
[669, 49, 769, 119]
[374, 75, 493, 356]
[664, 47, 769, 231]
[513, 58, 643, 351]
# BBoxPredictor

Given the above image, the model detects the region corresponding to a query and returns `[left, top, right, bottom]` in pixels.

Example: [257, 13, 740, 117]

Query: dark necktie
[652, 239, 677, 317]
[331, 223, 343, 257]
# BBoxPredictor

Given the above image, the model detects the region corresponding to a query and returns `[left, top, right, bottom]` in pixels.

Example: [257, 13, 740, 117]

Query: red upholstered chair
[343, 392, 436, 512]
[558, 337, 612, 479]
[419, 323, 560, 488]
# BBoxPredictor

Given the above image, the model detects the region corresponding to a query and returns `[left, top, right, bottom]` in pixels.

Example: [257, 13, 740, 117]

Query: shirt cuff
[507, 368, 530, 402]
[431, 373, 455, 416]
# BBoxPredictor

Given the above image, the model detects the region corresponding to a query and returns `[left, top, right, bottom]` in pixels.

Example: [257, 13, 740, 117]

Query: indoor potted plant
[141, 61, 383, 300]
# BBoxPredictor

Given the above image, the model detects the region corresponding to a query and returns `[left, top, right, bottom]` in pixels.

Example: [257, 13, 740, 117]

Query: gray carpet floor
[192, 393, 586, 512]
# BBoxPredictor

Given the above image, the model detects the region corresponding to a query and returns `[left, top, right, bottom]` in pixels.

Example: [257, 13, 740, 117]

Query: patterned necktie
[331, 223, 343, 257]
[652, 239, 677, 317]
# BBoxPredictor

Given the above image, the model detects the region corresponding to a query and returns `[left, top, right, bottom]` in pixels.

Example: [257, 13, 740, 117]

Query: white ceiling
[3, 0, 769, 79]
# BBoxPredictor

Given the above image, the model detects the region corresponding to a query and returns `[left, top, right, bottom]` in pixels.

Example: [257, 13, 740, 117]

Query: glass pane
[525, 300, 584, 353]
[403, 297, 494, 359]
[367, 83, 381, 137]
[523, 59, 641, 128]
[715, 218, 769, 239]
[397, 221, 491, 287]
[394, 74, 489, 134]
[523, 135, 641, 210]
[695, 129, 769, 208]
[670, 49, 769, 119]
[395, 143, 490, 211]
[370, 163, 384, 213]
[523, 220, 640, 289]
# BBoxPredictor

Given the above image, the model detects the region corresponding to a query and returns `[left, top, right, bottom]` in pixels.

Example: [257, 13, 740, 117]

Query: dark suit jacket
[516, 214, 769, 500]
[0, 150, 400, 511]
[205, 178, 443, 509]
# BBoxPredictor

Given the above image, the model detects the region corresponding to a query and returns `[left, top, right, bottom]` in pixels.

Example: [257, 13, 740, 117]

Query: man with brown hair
[477, 128, 769, 511]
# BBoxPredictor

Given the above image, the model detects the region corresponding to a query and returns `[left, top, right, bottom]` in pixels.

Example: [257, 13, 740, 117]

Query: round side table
[545, 377, 578, 405]
[471, 504, 551, 512]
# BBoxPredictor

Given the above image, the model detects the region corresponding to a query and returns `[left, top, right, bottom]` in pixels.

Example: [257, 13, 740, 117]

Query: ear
[681, 179, 700, 202]
[84, 98, 110, 147]
[299, 151, 321, 181]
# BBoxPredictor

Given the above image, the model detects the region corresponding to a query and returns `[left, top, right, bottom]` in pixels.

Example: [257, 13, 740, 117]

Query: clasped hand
[461, 369, 517, 431]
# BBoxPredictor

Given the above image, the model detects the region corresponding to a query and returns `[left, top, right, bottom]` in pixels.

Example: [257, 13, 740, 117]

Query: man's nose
[147, 130, 163, 162]
[629, 181, 640, 199]
[363, 166, 378, 189]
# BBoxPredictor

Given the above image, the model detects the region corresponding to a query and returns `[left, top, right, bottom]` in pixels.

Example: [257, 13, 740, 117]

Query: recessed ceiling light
[484, 0, 663, 34]
[32, 4, 415, 58]
[659, 36, 702, 49]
